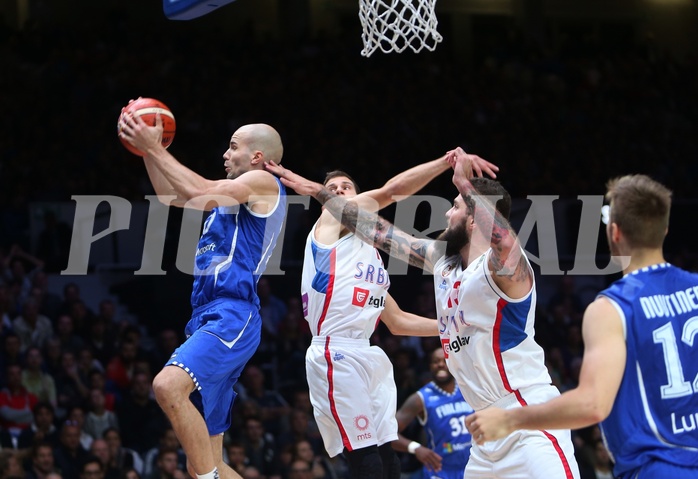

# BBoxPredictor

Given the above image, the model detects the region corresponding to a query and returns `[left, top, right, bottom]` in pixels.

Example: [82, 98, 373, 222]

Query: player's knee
[344, 445, 382, 479]
[152, 366, 190, 404]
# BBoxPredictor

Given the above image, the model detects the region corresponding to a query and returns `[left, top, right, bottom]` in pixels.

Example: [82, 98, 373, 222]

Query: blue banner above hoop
[163, 0, 237, 20]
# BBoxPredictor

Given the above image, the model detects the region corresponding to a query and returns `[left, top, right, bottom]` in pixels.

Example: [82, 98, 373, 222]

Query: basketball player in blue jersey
[394, 347, 473, 479]
[290, 153, 497, 479]
[266, 148, 581, 478]
[119, 112, 286, 479]
[466, 174, 698, 479]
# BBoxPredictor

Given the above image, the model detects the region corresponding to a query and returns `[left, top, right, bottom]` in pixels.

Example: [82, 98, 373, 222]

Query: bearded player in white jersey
[266, 149, 580, 479]
[296, 154, 497, 479]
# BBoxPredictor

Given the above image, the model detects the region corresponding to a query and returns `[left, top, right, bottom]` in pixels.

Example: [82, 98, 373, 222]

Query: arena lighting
[163, 0, 237, 20]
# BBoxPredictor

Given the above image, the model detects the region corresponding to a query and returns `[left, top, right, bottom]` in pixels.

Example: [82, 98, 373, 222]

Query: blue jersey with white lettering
[417, 382, 473, 475]
[598, 263, 698, 477]
[190, 178, 286, 312]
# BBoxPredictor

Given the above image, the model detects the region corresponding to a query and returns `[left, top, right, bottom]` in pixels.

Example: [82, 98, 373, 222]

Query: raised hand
[264, 161, 323, 197]
[445, 147, 498, 179]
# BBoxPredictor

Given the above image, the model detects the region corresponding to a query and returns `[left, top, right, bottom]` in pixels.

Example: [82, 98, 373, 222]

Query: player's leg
[153, 364, 217, 477]
[209, 434, 243, 479]
[344, 445, 383, 479]
[378, 443, 400, 479]
[369, 347, 400, 479]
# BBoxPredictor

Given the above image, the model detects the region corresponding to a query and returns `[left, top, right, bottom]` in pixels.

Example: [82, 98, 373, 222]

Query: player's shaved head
[243, 123, 284, 164]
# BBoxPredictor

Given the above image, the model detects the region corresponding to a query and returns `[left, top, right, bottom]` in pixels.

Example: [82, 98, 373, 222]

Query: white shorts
[465, 385, 580, 479]
[306, 336, 399, 457]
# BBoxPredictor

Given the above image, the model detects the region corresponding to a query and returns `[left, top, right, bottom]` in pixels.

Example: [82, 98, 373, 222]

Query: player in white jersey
[466, 175, 698, 479]
[297, 154, 498, 479]
[120, 113, 285, 479]
[266, 148, 580, 478]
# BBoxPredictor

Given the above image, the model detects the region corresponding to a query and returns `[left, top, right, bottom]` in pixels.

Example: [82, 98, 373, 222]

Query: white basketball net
[359, 0, 443, 57]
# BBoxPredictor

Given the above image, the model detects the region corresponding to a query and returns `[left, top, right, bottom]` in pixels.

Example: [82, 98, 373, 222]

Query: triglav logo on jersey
[351, 287, 386, 308]
[352, 287, 370, 306]
[441, 335, 470, 358]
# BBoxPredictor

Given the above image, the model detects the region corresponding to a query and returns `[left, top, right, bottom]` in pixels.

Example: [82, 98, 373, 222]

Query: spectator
[144, 449, 185, 479]
[592, 440, 614, 479]
[257, 278, 287, 351]
[0, 364, 39, 442]
[240, 416, 280, 479]
[86, 372, 116, 412]
[83, 320, 115, 372]
[25, 442, 60, 479]
[66, 406, 93, 452]
[41, 339, 63, 379]
[224, 441, 247, 476]
[2, 245, 44, 308]
[89, 439, 120, 479]
[105, 342, 138, 396]
[102, 428, 143, 477]
[52, 421, 90, 479]
[146, 330, 179, 375]
[79, 456, 105, 479]
[141, 429, 185, 479]
[83, 390, 118, 444]
[275, 409, 322, 457]
[238, 365, 291, 437]
[29, 272, 61, 321]
[12, 298, 53, 354]
[290, 440, 335, 479]
[0, 450, 26, 479]
[114, 372, 167, 457]
[17, 402, 60, 450]
[54, 352, 89, 417]
[1, 333, 23, 372]
[53, 316, 85, 356]
[287, 459, 312, 479]
[21, 347, 57, 407]
[1, 283, 16, 337]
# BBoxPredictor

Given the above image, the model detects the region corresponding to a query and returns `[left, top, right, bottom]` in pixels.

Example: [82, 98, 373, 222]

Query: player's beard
[438, 223, 470, 257]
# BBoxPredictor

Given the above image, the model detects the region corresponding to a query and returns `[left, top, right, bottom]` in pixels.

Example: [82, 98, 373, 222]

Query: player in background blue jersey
[465, 174, 698, 478]
[394, 347, 473, 479]
[119, 112, 286, 479]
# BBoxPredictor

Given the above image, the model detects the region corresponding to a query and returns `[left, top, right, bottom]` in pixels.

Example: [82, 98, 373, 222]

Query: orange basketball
[118, 97, 176, 156]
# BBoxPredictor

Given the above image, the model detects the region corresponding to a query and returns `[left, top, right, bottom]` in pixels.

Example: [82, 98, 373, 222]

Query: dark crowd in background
[1, 2, 698, 479]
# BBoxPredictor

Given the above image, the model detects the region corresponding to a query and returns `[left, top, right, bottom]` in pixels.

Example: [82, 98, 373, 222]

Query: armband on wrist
[407, 441, 421, 454]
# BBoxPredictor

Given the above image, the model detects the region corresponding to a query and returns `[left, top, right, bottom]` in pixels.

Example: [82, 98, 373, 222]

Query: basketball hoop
[359, 0, 443, 57]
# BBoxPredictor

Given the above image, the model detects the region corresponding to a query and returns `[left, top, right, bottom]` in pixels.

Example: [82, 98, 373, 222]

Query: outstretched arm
[266, 161, 443, 272]
[465, 297, 626, 444]
[393, 392, 443, 472]
[380, 294, 438, 337]
[446, 148, 531, 297]
[357, 154, 498, 212]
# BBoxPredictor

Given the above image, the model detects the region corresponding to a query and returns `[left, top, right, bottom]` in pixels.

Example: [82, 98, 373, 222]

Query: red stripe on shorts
[324, 336, 352, 451]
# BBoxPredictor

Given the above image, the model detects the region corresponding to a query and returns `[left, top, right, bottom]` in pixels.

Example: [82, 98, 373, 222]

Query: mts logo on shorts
[352, 287, 385, 308]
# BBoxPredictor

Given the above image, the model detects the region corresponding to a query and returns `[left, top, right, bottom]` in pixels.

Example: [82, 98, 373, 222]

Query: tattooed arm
[445, 148, 532, 298]
[264, 160, 444, 273]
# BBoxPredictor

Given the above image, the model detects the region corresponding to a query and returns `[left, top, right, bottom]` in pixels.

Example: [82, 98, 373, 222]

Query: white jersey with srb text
[301, 221, 390, 338]
[433, 249, 552, 411]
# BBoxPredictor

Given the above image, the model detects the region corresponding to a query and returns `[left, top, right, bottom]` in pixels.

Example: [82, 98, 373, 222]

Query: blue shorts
[166, 297, 261, 435]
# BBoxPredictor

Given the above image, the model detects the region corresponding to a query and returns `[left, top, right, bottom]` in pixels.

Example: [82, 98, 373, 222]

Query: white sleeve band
[407, 441, 421, 454]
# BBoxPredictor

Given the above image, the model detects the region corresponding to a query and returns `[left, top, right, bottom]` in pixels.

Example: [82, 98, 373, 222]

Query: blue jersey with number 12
[598, 263, 698, 477]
